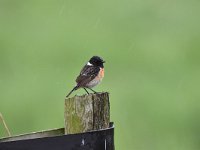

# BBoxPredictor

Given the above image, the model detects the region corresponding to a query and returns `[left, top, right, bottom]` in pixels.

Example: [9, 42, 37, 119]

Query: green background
[1, 0, 200, 149]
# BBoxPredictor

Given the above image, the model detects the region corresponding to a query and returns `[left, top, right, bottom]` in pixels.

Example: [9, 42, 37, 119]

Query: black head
[89, 56, 105, 68]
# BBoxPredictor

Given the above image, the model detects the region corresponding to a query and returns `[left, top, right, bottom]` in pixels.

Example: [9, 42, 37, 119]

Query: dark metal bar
[0, 124, 114, 150]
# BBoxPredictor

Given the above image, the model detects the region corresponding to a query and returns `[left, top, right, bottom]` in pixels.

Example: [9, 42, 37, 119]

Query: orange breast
[94, 68, 104, 81]
[98, 68, 104, 79]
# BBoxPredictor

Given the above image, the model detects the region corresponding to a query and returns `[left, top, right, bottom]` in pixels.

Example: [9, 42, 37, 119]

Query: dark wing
[76, 65, 100, 87]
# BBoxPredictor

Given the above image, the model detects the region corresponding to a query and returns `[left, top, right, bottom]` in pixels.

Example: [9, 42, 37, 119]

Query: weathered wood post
[64, 92, 110, 134]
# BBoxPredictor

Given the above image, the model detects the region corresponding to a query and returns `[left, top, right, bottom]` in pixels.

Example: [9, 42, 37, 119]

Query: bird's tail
[66, 86, 78, 98]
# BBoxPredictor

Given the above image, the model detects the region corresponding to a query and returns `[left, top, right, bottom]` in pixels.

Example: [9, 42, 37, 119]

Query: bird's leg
[84, 88, 89, 94]
[87, 88, 97, 93]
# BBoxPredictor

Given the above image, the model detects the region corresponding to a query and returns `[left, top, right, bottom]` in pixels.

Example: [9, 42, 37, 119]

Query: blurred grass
[0, 0, 200, 149]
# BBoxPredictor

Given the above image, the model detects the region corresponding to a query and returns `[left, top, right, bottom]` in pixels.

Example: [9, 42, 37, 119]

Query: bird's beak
[103, 61, 106, 63]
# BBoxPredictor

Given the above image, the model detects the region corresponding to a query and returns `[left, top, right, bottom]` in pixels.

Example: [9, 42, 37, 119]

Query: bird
[66, 56, 105, 97]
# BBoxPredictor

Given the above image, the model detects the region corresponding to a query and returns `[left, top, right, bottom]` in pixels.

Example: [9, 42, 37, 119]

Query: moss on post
[64, 92, 110, 134]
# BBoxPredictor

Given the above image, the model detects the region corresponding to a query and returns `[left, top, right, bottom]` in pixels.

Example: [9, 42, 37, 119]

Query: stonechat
[66, 56, 105, 97]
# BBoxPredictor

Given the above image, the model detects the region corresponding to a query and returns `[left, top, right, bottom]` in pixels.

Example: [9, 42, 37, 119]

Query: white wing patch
[87, 62, 93, 66]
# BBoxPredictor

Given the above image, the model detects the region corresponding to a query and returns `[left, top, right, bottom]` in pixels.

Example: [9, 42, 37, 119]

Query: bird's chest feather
[86, 68, 104, 88]
[98, 68, 104, 79]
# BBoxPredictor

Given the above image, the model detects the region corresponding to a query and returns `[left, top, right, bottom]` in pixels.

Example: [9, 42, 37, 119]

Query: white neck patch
[87, 62, 93, 66]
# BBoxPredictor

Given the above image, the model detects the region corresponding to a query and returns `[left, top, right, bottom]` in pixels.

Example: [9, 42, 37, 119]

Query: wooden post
[64, 92, 110, 134]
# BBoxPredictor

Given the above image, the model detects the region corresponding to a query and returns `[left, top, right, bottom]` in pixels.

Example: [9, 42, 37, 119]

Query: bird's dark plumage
[76, 65, 100, 88]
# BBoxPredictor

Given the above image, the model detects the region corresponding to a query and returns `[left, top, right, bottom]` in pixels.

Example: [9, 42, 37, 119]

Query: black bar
[0, 125, 114, 150]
